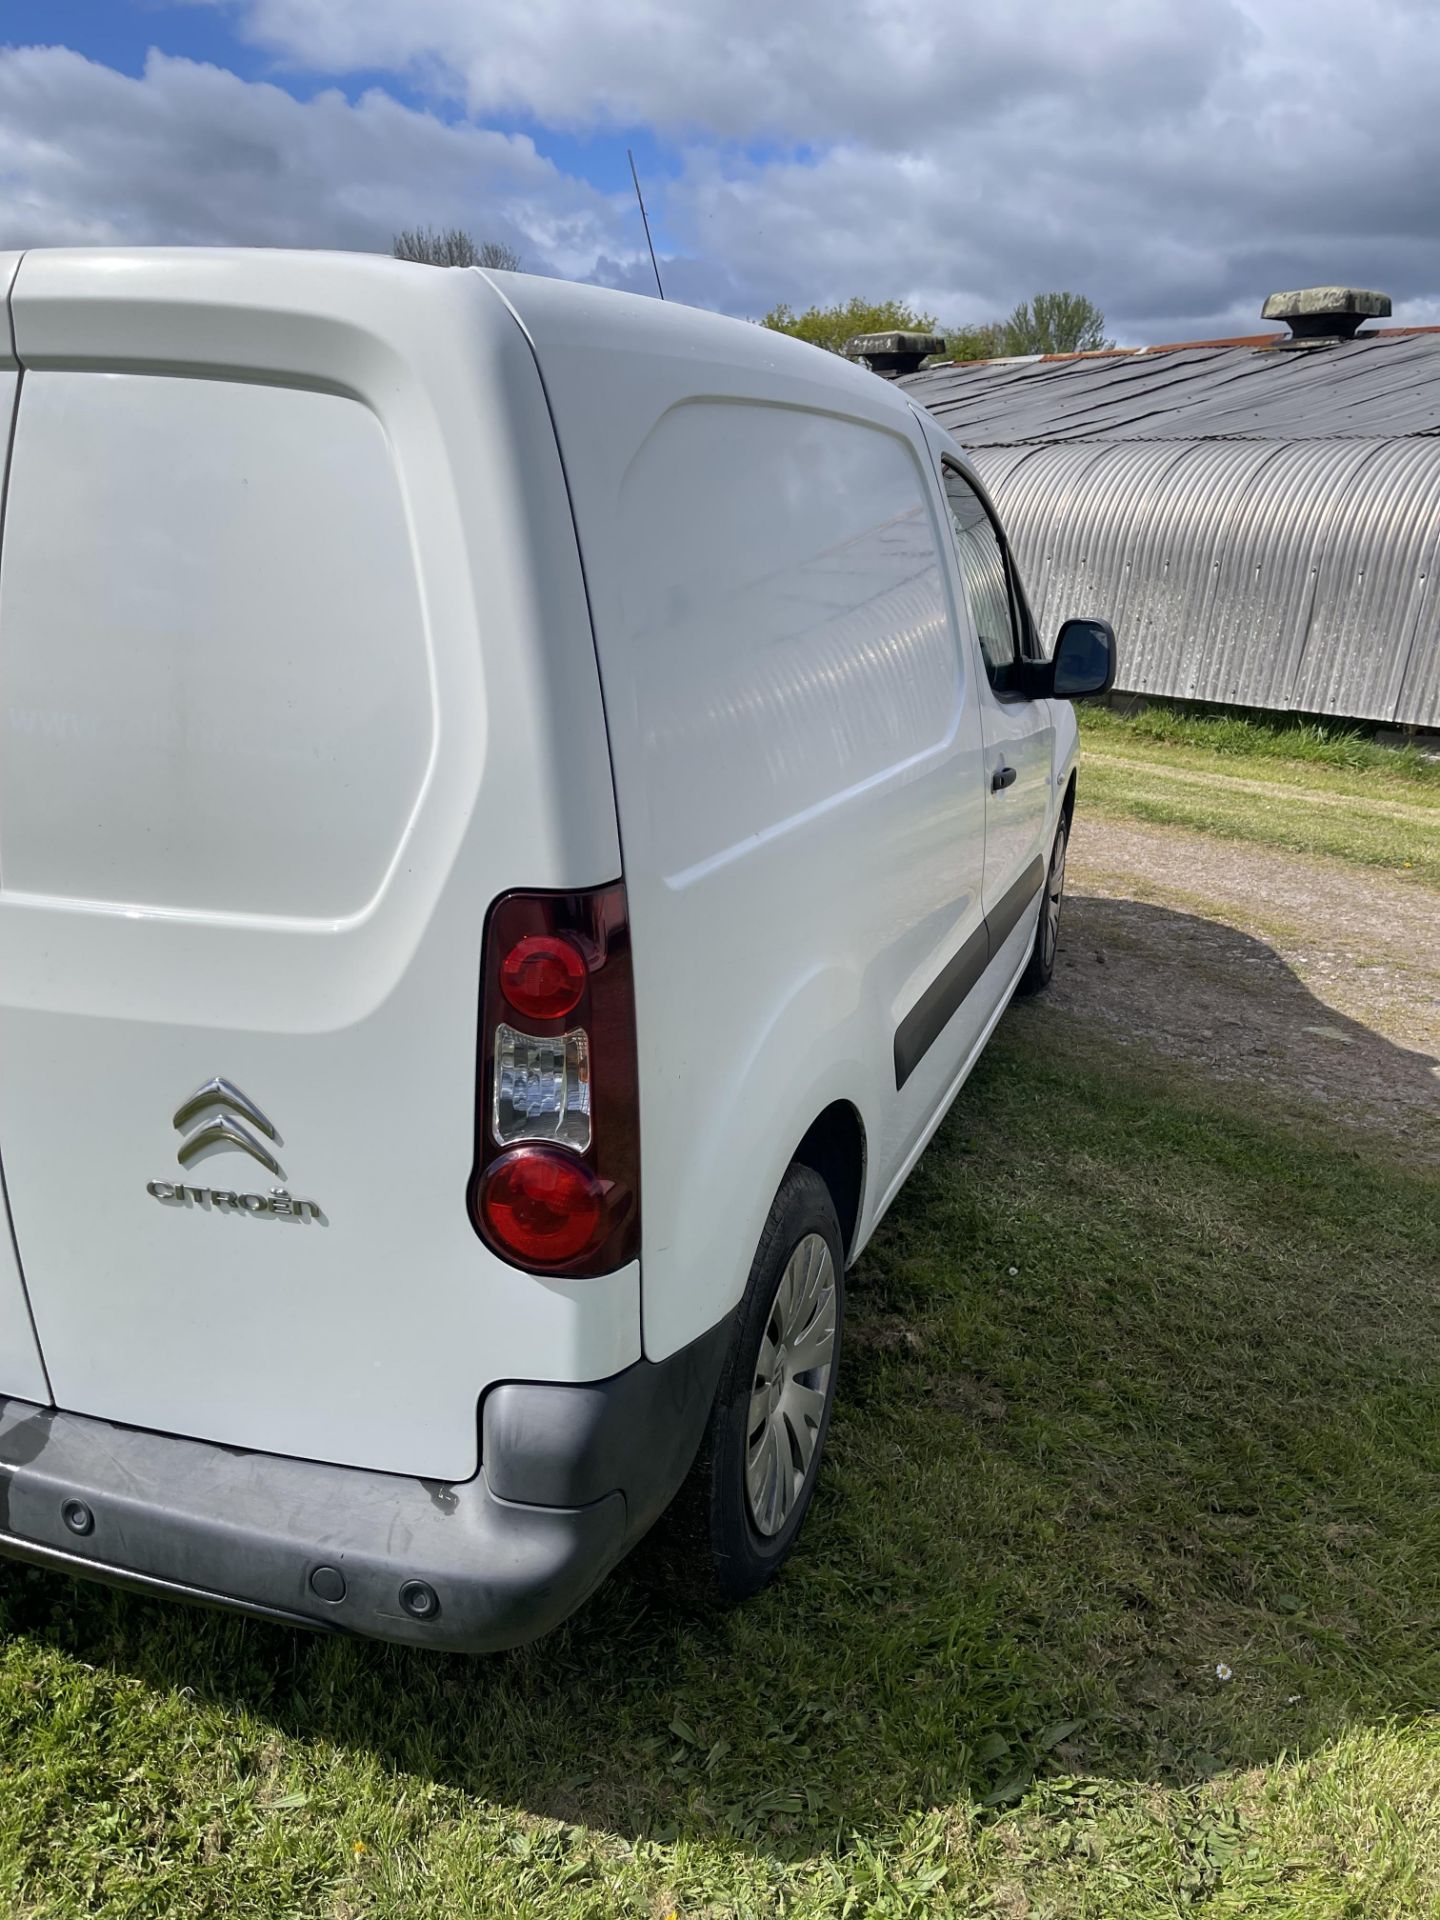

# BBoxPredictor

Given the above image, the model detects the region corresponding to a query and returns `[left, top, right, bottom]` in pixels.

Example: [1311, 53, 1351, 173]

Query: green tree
[761, 295, 938, 357]
[393, 228, 522, 270]
[1001, 291, 1111, 355]
[942, 320, 1007, 362]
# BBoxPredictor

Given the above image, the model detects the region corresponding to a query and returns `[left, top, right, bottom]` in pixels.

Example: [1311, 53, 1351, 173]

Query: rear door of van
[0, 251, 636, 1479]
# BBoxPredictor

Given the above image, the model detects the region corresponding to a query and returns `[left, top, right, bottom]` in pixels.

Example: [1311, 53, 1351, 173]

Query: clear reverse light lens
[493, 1023, 591, 1152]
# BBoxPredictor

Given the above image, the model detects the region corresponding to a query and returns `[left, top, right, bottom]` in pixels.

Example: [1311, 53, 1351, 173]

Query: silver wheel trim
[744, 1231, 838, 1538]
[1043, 825, 1067, 969]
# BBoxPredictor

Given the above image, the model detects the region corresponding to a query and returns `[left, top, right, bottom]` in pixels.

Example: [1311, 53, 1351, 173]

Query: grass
[1079, 706, 1440, 884]
[2, 1006, 1438, 1917]
[1082, 704, 1440, 784]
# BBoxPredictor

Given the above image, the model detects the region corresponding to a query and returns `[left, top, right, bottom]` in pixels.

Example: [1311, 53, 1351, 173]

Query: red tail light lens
[500, 933, 586, 1021]
[480, 1148, 604, 1265]
[470, 883, 639, 1277]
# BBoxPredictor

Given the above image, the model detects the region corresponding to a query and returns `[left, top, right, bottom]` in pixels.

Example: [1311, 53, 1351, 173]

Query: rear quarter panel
[500, 280, 989, 1359]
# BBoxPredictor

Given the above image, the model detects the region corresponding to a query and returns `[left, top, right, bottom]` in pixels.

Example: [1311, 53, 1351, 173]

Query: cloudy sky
[3, 0, 1437, 343]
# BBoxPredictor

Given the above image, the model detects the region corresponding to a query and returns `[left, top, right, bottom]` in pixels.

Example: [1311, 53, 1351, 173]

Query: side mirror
[1051, 617, 1117, 699]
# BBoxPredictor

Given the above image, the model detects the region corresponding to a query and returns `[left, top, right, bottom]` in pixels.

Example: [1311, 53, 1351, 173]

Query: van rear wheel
[687, 1165, 843, 1601]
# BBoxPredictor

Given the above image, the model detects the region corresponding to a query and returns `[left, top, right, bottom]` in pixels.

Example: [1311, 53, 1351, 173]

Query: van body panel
[974, 687, 1056, 923]
[1054, 701, 1081, 801]
[493, 275, 995, 1361]
[0, 281, 47, 1408]
[0, 252, 636, 1478]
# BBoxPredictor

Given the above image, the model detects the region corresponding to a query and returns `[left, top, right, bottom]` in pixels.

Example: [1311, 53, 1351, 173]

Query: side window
[943, 464, 1020, 693]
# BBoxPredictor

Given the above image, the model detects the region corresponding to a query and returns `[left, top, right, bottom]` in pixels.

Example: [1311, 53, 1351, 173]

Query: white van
[0, 251, 1114, 1650]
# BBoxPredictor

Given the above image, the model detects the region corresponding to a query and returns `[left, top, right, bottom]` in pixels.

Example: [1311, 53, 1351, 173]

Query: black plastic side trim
[893, 922, 990, 1090]
[987, 854, 1046, 953]
[892, 853, 1047, 1089]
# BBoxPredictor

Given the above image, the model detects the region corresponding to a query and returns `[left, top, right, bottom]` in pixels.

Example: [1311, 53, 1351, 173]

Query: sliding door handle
[991, 764, 1017, 792]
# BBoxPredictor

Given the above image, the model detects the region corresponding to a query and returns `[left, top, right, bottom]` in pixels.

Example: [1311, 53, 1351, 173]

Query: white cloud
[641, 0, 1440, 337]
[7, 3, 1440, 342]
[0, 45, 637, 281]
[193, 0, 1244, 148]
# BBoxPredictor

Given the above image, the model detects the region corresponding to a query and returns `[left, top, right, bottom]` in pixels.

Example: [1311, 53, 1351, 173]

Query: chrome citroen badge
[173, 1076, 282, 1177]
[147, 1078, 323, 1222]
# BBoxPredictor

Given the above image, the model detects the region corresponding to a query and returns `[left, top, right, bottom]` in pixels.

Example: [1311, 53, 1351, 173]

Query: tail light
[469, 885, 639, 1276]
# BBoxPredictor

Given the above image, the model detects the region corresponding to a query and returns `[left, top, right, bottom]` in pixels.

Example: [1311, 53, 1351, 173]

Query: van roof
[482, 263, 905, 408]
[6, 247, 906, 417]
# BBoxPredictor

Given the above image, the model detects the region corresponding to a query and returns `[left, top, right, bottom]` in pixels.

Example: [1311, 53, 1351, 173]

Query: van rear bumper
[0, 1322, 729, 1654]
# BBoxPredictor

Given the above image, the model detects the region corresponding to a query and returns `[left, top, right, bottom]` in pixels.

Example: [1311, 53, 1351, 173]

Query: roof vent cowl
[843, 330, 946, 379]
[1262, 285, 1391, 343]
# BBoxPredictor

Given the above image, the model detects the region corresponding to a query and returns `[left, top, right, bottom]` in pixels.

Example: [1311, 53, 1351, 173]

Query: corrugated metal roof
[965, 437, 1440, 726]
[903, 330, 1440, 726]
[904, 332, 1440, 445]
[1295, 440, 1440, 726]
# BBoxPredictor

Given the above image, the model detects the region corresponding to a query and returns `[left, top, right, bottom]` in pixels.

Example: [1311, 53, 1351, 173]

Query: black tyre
[687, 1164, 843, 1601]
[1016, 809, 1069, 997]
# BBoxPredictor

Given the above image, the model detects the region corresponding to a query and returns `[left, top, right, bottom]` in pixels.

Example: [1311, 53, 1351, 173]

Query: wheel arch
[791, 1100, 867, 1263]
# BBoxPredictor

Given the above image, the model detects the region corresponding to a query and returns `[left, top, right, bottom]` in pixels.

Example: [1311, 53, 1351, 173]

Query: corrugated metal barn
[902, 321, 1440, 729]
